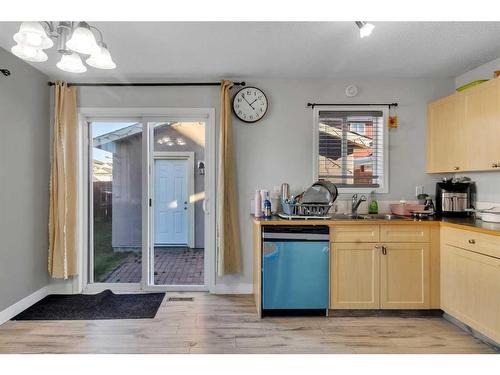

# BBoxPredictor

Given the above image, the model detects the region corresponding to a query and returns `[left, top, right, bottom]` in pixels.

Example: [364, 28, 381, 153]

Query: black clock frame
[232, 86, 268, 124]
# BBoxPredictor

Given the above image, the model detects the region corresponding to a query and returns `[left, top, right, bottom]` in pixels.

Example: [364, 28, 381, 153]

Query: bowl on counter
[390, 203, 426, 216]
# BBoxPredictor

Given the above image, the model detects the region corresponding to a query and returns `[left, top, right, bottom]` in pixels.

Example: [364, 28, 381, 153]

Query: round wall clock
[232, 86, 268, 123]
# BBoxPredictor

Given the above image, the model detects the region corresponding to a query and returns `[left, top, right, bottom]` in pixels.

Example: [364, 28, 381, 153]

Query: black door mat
[11, 290, 165, 320]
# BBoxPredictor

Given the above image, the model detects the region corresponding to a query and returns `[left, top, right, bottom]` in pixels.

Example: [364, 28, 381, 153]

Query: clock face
[232, 87, 268, 123]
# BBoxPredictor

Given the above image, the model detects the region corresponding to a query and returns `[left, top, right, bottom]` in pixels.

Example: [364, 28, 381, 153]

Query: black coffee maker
[435, 177, 475, 217]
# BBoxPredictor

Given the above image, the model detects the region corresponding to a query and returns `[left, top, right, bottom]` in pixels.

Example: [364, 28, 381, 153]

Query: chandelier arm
[42, 21, 54, 33]
[89, 25, 104, 43]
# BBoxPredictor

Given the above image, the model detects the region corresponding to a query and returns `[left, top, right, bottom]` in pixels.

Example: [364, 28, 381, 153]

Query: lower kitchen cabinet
[330, 242, 430, 309]
[441, 243, 500, 343]
[380, 243, 430, 309]
[330, 243, 380, 309]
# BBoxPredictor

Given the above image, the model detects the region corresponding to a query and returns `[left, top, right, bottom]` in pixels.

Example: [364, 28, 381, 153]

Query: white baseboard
[213, 283, 253, 295]
[0, 282, 79, 326]
[0, 286, 50, 325]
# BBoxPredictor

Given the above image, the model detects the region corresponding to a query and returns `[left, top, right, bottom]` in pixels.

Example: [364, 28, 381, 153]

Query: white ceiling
[1, 22, 500, 80]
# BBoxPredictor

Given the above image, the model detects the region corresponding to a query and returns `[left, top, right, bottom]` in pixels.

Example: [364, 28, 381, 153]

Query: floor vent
[168, 297, 194, 302]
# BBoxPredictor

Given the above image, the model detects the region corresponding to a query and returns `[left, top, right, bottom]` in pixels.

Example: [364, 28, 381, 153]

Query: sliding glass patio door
[89, 121, 144, 285]
[147, 121, 208, 290]
[85, 110, 215, 292]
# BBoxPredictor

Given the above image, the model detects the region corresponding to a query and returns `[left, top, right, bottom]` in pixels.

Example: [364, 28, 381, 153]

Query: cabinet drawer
[380, 225, 430, 243]
[441, 227, 500, 259]
[330, 225, 379, 243]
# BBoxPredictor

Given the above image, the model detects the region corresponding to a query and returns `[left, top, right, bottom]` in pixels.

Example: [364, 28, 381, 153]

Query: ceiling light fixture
[10, 21, 116, 74]
[86, 42, 116, 69]
[56, 53, 87, 73]
[66, 22, 100, 55]
[355, 21, 375, 38]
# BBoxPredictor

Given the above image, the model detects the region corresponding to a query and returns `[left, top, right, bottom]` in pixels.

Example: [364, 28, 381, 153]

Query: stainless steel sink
[363, 214, 411, 221]
[331, 213, 410, 221]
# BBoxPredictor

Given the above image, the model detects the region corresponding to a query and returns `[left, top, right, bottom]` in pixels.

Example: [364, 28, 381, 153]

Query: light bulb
[13, 22, 53, 49]
[359, 22, 375, 38]
[56, 53, 87, 73]
[24, 49, 48, 62]
[86, 43, 116, 69]
[11, 44, 38, 59]
[66, 22, 100, 55]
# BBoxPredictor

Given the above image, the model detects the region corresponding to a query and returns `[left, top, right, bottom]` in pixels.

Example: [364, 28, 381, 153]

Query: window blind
[318, 109, 384, 188]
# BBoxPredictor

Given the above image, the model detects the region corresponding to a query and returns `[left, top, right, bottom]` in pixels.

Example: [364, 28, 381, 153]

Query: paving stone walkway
[104, 247, 204, 285]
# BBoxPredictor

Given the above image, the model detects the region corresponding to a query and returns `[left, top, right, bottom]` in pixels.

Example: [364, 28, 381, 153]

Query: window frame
[312, 105, 389, 194]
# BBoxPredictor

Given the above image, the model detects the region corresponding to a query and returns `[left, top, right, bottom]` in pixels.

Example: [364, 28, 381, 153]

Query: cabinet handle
[492, 163, 498, 168]
[382, 245, 387, 255]
[453, 166, 460, 171]
[468, 239, 475, 244]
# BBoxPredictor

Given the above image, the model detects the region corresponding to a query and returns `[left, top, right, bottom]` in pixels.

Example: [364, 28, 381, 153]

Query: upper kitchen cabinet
[462, 78, 500, 171]
[427, 93, 466, 173]
[427, 77, 500, 173]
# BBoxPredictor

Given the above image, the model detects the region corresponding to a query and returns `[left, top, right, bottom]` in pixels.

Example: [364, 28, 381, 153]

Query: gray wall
[0, 47, 50, 310]
[77, 77, 454, 289]
[454, 57, 500, 203]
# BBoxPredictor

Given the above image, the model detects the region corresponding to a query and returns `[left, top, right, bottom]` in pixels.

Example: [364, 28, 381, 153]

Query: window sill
[337, 187, 388, 194]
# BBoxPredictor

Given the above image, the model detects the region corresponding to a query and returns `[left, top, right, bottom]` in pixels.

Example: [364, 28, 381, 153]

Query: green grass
[93, 218, 133, 282]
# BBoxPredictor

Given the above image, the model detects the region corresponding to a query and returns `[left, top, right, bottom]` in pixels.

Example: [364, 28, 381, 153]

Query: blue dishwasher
[262, 225, 329, 315]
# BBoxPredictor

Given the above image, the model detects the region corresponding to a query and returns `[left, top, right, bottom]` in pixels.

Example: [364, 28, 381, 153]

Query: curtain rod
[47, 81, 246, 87]
[307, 102, 398, 109]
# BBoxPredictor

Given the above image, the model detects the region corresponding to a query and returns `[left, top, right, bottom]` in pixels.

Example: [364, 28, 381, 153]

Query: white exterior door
[154, 159, 188, 245]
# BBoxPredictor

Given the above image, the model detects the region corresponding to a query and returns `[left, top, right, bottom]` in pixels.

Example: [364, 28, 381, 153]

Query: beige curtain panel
[48, 81, 78, 279]
[217, 80, 242, 275]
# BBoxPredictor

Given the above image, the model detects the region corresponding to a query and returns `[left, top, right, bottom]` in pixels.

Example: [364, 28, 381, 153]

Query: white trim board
[0, 286, 59, 325]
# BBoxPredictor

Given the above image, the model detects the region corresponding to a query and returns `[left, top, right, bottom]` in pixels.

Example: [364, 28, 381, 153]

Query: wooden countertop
[252, 215, 500, 237]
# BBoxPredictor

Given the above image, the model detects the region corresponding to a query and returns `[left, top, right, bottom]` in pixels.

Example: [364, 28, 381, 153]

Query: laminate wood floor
[0, 293, 497, 354]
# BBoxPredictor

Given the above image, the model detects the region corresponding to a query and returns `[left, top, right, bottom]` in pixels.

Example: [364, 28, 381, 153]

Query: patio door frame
[79, 107, 216, 294]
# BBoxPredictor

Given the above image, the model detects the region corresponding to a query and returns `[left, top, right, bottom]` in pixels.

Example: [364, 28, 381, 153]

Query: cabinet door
[330, 243, 380, 309]
[462, 78, 500, 171]
[427, 94, 466, 173]
[380, 243, 430, 309]
[441, 244, 500, 343]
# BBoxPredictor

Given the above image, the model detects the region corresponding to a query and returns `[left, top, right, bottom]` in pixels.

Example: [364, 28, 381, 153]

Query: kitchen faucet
[351, 194, 367, 216]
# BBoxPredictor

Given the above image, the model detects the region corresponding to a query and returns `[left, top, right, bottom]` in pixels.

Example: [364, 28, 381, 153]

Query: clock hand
[243, 96, 255, 110]
[249, 99, 258, 106]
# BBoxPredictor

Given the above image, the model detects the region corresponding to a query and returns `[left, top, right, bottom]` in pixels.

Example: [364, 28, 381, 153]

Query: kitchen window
[312, 106, 389, 193]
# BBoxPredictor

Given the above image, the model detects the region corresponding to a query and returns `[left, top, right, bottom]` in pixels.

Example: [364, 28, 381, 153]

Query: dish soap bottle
[368, 191, 378, 214]
[263, 199, 272, 218]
